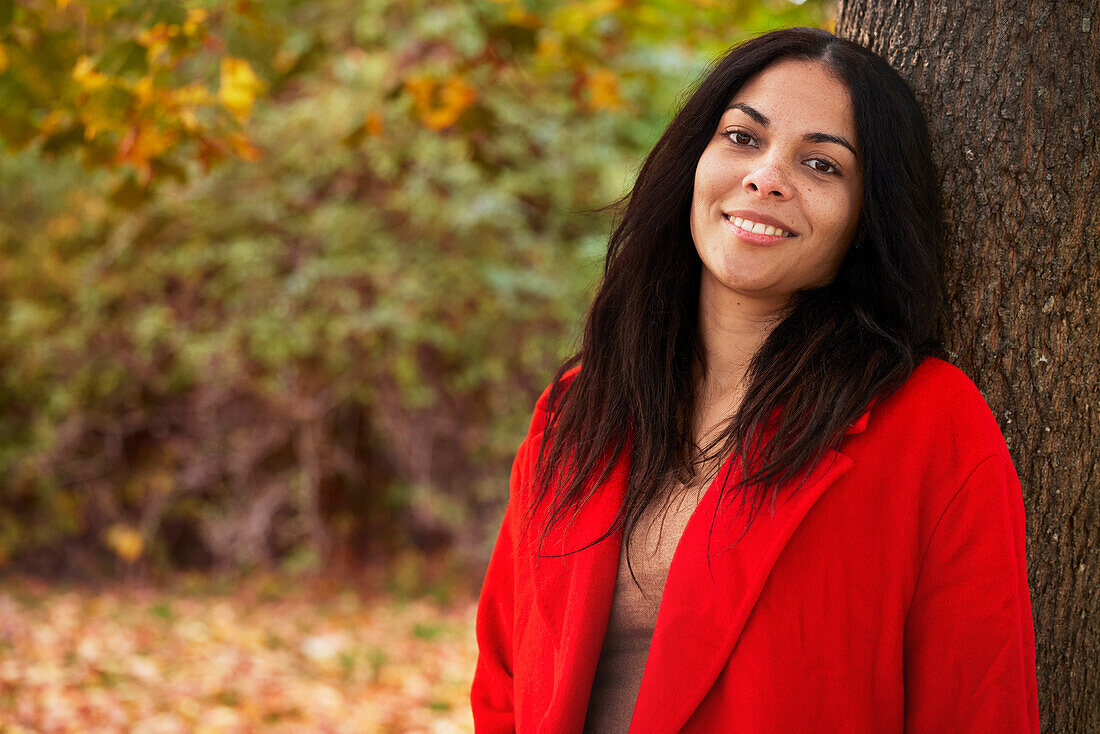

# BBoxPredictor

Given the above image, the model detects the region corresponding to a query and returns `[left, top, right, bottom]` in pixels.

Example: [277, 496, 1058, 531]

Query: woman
[472, 27, 1039, 733]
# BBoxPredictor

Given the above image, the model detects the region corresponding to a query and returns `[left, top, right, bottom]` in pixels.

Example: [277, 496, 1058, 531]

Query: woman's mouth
[724, 214, 796, 238]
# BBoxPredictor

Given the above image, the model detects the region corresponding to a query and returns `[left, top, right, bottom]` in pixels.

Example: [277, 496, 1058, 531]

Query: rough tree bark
[836, 1, 1099, 730]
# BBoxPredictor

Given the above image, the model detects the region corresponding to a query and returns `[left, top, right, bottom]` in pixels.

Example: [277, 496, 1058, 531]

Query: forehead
[725, 58, 856, 137]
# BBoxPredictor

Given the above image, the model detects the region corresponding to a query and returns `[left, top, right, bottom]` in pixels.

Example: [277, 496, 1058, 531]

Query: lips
[723, 214, 796, 238]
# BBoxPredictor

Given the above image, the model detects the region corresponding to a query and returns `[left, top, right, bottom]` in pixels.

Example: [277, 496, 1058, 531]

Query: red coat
[472, 358, 1039, 733]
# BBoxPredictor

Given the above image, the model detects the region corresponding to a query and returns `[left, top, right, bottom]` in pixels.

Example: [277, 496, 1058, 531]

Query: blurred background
[0, 0, 833, 730]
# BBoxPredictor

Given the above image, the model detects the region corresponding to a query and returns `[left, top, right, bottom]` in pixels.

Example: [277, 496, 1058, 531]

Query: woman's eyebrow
[726, 102, 859, 157]
[803, 131, 859, 157]
[727, 102, 768, 126]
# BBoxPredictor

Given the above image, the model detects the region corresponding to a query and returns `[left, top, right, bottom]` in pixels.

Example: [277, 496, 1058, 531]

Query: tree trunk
[836, 2, 1098, 730]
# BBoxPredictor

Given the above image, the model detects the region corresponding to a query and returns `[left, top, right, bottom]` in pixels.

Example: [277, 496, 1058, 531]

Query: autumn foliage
[0, 0, 831, 576]
[0, 574, 477, 732]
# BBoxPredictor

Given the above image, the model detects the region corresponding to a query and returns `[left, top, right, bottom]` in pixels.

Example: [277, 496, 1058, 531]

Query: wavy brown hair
[529, 27, 944, 554]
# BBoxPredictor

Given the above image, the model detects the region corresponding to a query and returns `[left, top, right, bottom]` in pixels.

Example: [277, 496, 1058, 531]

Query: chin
[704, 270, 782, 301]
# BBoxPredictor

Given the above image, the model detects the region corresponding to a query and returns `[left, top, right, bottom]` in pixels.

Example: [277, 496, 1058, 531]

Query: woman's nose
[742, 159, 793, 199]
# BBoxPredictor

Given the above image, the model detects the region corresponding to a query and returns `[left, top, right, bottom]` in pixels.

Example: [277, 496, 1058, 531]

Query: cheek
[691, 162, 729, 240]
[810, 187, 859, 241]
[692, 148, 727, 205]
[689, 178, 714, 242]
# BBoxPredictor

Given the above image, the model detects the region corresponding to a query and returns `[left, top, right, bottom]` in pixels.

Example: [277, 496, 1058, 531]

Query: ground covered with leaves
[0, 574, 477, 733]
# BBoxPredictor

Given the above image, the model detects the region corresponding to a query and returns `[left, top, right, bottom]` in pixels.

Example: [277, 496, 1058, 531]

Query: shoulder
[865, 357, 1010, 461]
[525, 364, 583, 440]
[848, 358, 1020, 530]
[887, 357, 993, 412]
[510, 364, 582, 484]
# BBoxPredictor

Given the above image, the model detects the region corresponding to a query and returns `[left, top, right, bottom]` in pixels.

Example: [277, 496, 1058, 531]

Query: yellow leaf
[184, 8, 208, 36]
[105, 524, 144, 562]
[146, 39, 169, 65]
[403, 75, 435, 109]
[228, 131, 263, 161]
[506, 5, 540, 28]
[420, 76, 477, 131]
[0, 45, 8, 74]
[138, 23, 173, 65]
[118, 123, 176, 183]
[170, 82, 214, 108]
[535, 32, 563, 62]
[364, 110, 384, 137]
[180, 109, 199, 132]
[72, 56, 109, 91]
[553, 0, 621, 36]
[135, 125, 174, 160]
[219, 57, 263, 122]
[586, 68, 622, 111]
[134, 75, 155, 105]
[39, 110, 68, 136]
[137, 23, 170, 46]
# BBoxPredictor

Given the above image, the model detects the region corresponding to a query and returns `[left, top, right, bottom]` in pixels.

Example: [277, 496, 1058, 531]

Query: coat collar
[526, 407, 871, 734]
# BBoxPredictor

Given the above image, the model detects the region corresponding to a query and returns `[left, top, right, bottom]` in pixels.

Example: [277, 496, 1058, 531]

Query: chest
[511, 454, 927, 733]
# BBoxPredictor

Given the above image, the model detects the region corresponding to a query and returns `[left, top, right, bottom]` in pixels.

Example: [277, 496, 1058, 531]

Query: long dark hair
[530, 27, 944, 553]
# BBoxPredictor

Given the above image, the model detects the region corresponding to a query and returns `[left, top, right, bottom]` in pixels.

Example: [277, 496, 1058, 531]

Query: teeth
[727, 215, 792, 238]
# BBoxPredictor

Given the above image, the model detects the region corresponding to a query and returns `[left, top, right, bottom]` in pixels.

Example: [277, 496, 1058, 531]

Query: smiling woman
[691, 59, 863, 308]
[472, 27, 1039, 734]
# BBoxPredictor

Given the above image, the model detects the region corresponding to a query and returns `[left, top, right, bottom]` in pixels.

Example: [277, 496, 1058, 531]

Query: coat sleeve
[903, 450, 1039, 733]
[471, 430, 536, 733]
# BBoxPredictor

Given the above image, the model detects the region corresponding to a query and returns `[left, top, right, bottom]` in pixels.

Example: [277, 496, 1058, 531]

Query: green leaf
[98, 40, 147, 76]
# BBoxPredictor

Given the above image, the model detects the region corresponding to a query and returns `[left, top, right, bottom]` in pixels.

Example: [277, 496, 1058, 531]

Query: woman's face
[689, 58, 863, 308]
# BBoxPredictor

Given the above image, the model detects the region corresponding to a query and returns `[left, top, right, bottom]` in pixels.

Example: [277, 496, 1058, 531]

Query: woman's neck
[695, 269, 786, 425]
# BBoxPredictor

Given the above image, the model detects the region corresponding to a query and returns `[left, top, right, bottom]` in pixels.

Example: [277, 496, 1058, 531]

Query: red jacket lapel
[526, 409, 869, 734]
[629, 446, 856, 733]
[526, 448, 628, 733]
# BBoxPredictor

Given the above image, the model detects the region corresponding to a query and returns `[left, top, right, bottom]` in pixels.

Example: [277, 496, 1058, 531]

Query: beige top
[582, 481, 707, 733]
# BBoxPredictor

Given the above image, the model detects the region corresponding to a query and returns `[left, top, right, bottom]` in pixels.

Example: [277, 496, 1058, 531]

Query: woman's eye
[726, 130, 755, 146]
[807, 158, 839, 175]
